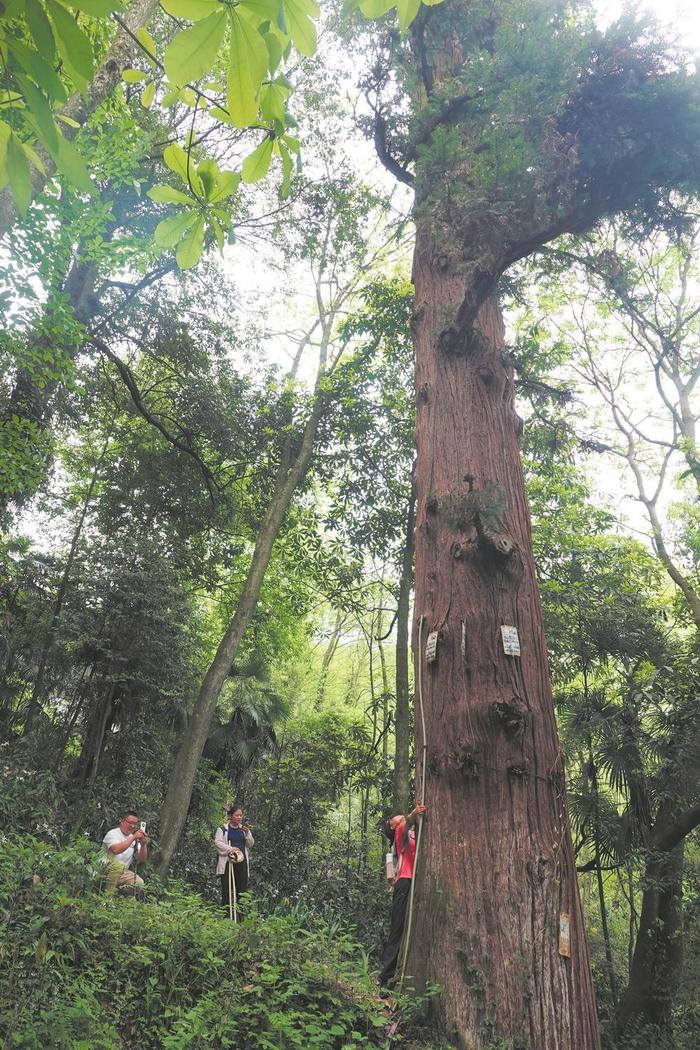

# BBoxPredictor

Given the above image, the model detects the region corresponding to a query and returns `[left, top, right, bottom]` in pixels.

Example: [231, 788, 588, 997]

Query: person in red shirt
[379, 801, 427, 988]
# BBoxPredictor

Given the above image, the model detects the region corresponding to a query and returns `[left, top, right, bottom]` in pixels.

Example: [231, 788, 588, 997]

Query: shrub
[0, 836, 403, 1049]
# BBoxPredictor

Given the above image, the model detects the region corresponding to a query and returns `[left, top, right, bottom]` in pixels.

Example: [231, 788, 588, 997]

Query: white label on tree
[426, 631, 439, 663]
[559, 912, 571, 957]
[501, 625, 521, 656]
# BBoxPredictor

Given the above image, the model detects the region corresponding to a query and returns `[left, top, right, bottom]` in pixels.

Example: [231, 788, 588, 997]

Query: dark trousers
[220, 861, 248, 919]
[379, 877, 411, 985]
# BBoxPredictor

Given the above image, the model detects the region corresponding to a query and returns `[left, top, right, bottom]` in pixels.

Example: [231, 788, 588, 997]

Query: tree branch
[651, 804, 700, 852]
[90, 334, 220, 502]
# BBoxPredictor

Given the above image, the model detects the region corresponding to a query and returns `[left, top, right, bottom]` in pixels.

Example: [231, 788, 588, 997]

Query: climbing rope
[396, 614, 428, 991]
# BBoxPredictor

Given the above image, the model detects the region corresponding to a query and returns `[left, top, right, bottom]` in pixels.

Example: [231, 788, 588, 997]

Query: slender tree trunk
[393, 474, 415, 814]
[77, 681, 116, 789]
[376, 605, 390, 765]
[23, 436, 110, 732]
[315, 610, 343, 709]
[407, 217, 599, 1046]
[155, 399, 326, 875]
[616, 845, 684, 1035]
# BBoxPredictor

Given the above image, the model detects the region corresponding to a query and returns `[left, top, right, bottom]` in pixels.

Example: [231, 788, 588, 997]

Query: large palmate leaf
[164, 10, 227, 86]
[227, 8, 268, 128]
[241, 136, 273, 183]
[281, 0, 319, 56]
[176, 213, 205, 268]
[46, 0, 94, 89]
[160, 0, 221, 18]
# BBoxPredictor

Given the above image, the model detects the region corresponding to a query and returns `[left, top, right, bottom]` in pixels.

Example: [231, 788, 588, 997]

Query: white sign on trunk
[501, 625, 521, 656]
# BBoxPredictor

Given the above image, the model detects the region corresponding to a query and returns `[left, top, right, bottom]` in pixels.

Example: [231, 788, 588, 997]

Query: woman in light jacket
[215, 803, 254, 917]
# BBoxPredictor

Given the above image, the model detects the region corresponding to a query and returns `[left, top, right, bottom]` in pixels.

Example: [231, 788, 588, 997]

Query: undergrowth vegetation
[0, 836, 444, 1050]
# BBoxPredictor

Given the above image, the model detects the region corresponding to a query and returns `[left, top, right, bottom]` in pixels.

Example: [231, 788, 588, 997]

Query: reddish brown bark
[406, 220, 599, 1048]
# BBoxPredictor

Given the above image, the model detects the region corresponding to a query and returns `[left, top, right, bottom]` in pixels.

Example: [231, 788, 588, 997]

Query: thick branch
[91, 334, 219, 501]
[652, 804, 700, 852]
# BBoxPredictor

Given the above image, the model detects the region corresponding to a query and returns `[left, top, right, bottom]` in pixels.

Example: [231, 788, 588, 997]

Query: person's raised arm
[404, 802, 427, 830]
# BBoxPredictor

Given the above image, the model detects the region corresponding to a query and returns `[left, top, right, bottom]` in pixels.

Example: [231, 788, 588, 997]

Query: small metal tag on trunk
[559, 912, 571, 957]
[425, 631, 439, 663]
[500, 625, 521, 656]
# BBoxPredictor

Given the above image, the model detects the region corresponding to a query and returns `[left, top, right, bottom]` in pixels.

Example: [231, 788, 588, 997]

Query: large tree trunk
[406, 218, 600, 1047]
[392, 474, 415, 814]
[616, 846, 685, 1035]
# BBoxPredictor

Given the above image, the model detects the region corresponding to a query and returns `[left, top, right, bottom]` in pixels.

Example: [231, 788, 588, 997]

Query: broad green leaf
[210, 215, 225, 254]
[64, 0, 122, 13]
[147, 183, 193, 204]
[16, 74, 59, 152]
[141, 81, 155, 107]
[163, 143, 204, 195]
[358, 0, 393, 15]
[395, 0, 420, 30]
[196, 157, 219, 197]
[211, 206, 231, 226]
[25, 0, 56, 62]
[135, 26, 157, 65]
[7, 40, 67, 101]
[164, 10, 227, 86]
[260, 81, 287, 125]
[241, 135, 273, 183]
[154, 208, 198, 248]
[6, 132, 32, 213]
[163, 143, 189, 180]
[0, 121, 11, 173]
[46, 0, 94, 88]
[281, 0, 318, 56]
[160, 0, 220, 20]
[227, 8, 268, 127]
[264, 31, 283, 73]
[176, 213, 205, 268]
[53, 132, 95, 193]
[55, 113, 80, 127]
[240, 0, 280, 18]
[22, 140, 46, 174]
[0, 90, 24, 108]
[281, 132, 299, 152]
[208, 169, 240, 202]
[178, 87, 197, 106]
[209, 105, 234, 124]
[122, 68, 149, 83]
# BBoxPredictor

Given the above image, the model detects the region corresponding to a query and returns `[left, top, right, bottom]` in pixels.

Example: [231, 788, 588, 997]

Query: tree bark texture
[393, 475, 416, 815]
[406, 219, 600, 1048]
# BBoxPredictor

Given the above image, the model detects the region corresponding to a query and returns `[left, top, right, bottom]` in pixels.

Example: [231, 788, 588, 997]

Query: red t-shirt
[395, 821, 416, 880]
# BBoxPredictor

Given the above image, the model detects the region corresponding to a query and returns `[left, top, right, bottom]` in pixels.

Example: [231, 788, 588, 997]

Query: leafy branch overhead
[0, 0, 443, 267]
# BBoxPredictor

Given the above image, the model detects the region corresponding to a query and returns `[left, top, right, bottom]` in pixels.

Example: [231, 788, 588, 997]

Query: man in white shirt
[102, 810, 149, 893]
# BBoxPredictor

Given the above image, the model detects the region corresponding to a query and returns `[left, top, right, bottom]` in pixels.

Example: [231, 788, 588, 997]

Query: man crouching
[102, 810, 148, 894]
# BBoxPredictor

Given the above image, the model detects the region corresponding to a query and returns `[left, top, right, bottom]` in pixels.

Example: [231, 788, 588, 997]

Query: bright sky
[597, 0, 700, 52]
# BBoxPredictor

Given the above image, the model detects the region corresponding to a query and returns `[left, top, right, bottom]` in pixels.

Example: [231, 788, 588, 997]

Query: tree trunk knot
[491, 698, 528, 742]
[417, 383, 430, 404]
[507, 761, 530, 780]
[451, 740, 480, 779]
